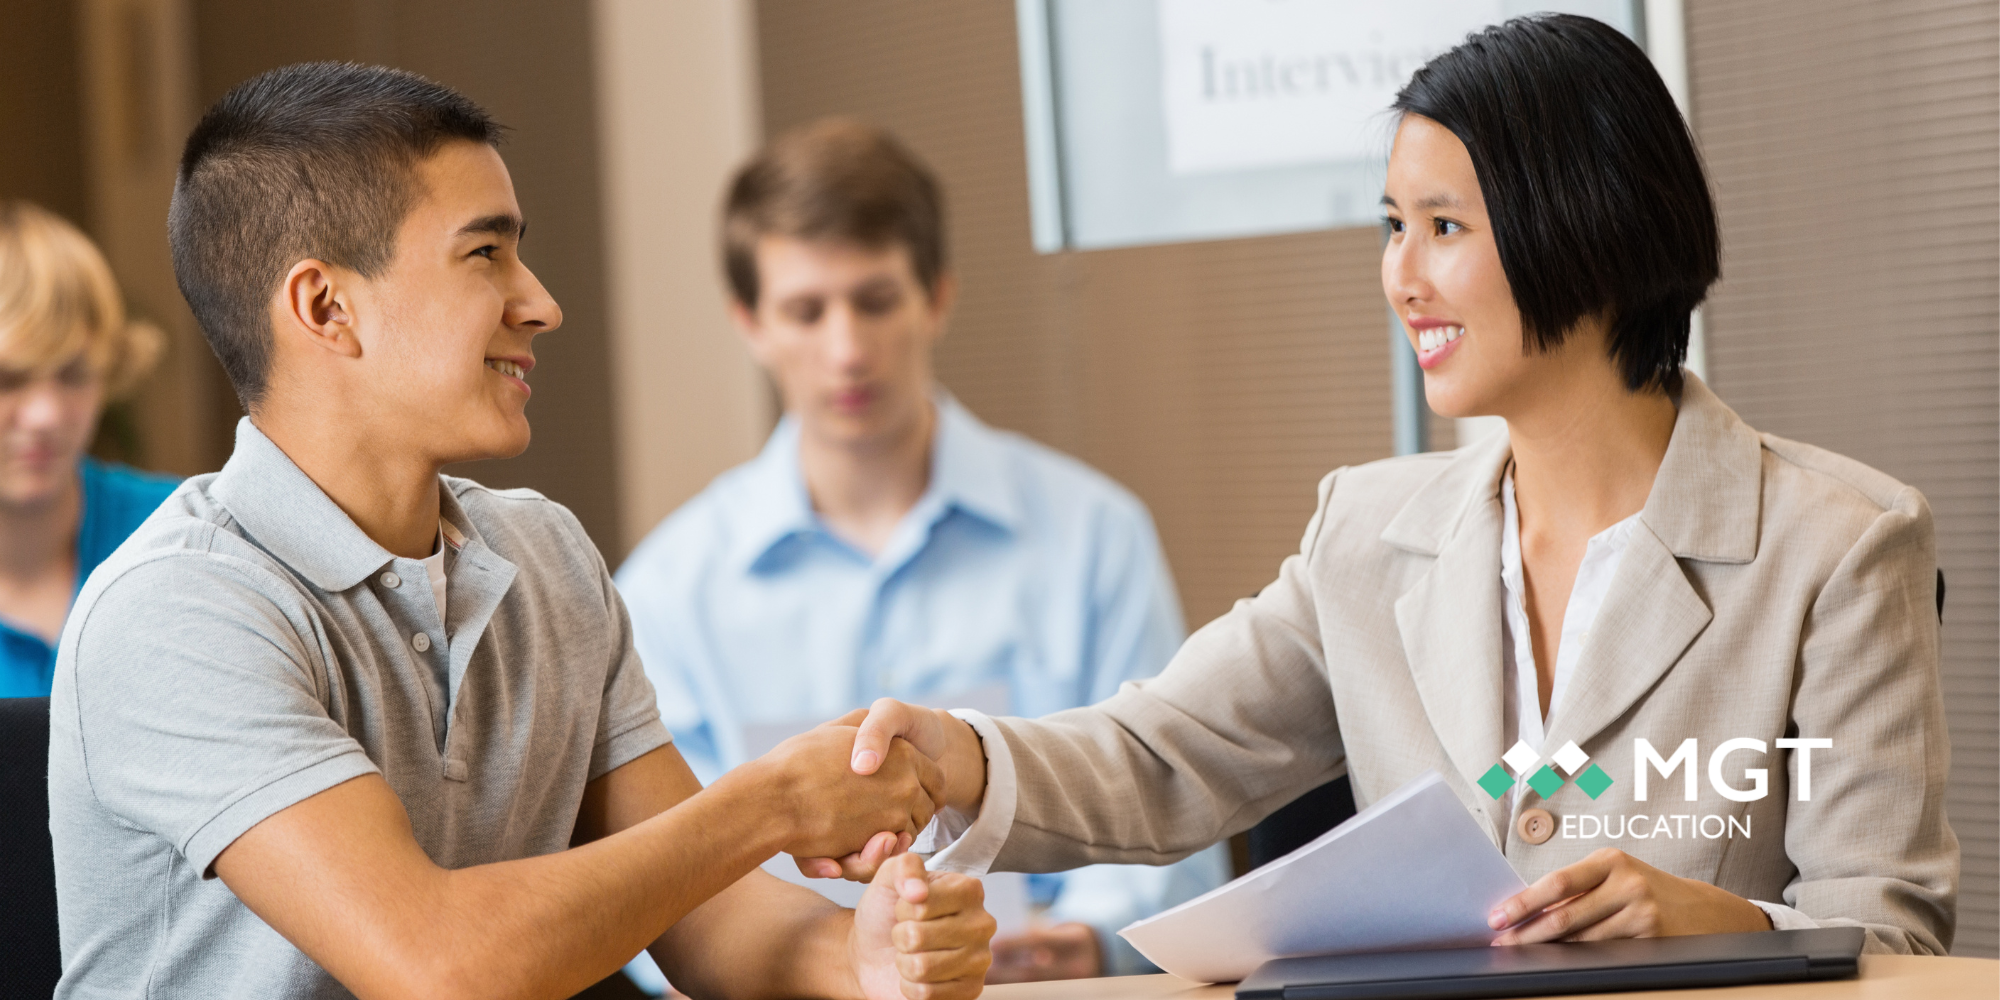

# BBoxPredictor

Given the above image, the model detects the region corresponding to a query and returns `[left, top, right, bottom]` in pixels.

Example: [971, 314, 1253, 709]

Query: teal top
[0, 457, 179, 697]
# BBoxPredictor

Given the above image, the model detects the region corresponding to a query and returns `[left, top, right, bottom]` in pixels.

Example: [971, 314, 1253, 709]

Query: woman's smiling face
[1381, 114, 1546, 421]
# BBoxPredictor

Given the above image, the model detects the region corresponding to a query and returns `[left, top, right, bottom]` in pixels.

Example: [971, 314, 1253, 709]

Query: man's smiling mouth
[486, 358, 527, 380]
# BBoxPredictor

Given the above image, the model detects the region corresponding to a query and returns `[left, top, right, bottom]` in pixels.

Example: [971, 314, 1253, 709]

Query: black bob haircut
[1393, 14, 1718, 396]
[169, 62, 503, 409]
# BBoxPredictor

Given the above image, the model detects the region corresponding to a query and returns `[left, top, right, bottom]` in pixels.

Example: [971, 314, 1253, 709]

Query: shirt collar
[208, 418, 430, 592]
[729, 391, 1022, 573]
[929, 392, 1023, 534]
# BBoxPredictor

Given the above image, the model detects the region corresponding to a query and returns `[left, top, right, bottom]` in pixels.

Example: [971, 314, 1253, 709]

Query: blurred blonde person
[0, 202, 177, 696]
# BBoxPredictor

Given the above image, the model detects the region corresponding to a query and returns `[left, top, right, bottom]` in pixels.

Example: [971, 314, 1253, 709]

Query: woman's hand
[1490, 848, 1773, 944]
[850, 850, 995, 1000]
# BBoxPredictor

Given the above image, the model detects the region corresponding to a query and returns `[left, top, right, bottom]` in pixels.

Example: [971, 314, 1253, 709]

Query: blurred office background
[2, 0, 1994, 958]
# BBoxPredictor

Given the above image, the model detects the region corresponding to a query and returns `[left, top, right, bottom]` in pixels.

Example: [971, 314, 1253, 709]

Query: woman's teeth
[485, 358, 526, 380]
[1417, 326, 1465, 352]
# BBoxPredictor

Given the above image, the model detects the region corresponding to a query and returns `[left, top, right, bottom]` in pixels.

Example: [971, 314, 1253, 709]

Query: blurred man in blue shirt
[615, 119, 1226, 981]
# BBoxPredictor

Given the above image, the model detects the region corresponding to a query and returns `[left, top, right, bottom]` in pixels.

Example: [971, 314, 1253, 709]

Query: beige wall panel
[79, 0, 227, 476]
[1688, 0, 2000, 957]
[753, 0, 1395, 627]
[2, 0, 88, 223]
[594, 0, 772, 557]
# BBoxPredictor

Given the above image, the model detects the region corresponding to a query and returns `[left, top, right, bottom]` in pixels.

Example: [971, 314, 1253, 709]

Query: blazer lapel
[1541, 522, 1711, 755]
[1543, 372, 1760, 754]
[1386, 434, 1513, 838]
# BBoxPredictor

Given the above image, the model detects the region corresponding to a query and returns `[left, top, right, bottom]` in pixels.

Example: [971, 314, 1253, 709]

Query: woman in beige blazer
[821, 14, 1956, 956]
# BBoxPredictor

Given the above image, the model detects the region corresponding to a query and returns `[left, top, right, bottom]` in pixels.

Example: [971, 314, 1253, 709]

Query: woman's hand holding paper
[1489, 847, 1774, 945]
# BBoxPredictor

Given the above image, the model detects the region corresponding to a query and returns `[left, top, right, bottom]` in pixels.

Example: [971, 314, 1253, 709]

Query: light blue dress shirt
[615, 395, 1227, 975]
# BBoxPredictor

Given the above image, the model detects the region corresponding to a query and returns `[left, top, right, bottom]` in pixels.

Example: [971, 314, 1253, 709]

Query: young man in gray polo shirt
[47, 63, 994, 1000]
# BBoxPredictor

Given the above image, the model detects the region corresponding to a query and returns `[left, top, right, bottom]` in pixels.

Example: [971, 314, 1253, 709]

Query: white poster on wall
[1159, 0, 1504, 176]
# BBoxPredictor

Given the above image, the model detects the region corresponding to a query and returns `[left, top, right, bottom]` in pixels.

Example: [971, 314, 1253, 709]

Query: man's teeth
[485, 358, 525, 379]
[1417, 326, 1465, 352]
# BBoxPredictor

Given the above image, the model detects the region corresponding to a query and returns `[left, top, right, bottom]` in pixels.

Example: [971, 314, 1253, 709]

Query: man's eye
[854, 294, 900, 316]
[785, 301, 824, 325]
[0, 369, 28, 393]
[471, 245, 499, 260]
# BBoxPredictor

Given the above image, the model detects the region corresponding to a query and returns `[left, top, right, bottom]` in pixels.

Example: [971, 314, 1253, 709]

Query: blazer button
[1518, 808, 1555, 845]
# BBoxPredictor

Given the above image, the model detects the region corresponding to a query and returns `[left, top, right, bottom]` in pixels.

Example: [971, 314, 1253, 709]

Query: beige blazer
[979, 373, 1956, 954]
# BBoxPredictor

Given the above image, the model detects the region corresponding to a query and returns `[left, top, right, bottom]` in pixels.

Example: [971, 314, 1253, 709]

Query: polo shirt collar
[208, 418, 415, 592]
[731, 391, 1022, 573]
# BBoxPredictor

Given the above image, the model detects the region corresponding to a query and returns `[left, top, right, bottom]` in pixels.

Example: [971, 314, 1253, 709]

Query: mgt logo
[1480, 740, 1614, 801]
[1479, 738, 1834, 803]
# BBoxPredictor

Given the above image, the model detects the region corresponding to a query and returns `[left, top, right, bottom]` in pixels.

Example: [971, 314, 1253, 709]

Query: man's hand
[798, 700, 990, 881]
[986, 923, 1102, 983]
[1489, 848, 1773, 944]
[728, 725, 944, 861]
[849, 850, 994, 1000]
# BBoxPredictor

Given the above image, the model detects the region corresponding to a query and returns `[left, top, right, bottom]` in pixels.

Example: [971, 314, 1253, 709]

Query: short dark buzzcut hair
[722, 118, 946, 308]
[1393, 14, 1719, 395]
[169, 62, 503, 408]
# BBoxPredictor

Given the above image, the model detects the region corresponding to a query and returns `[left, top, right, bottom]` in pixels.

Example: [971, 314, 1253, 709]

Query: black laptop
[1236, 927, 1865, 1000]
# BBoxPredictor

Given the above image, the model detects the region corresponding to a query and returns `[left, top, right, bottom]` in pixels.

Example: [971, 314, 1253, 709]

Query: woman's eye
[1382, 216, 1404, 236]
[1434, 218, 1463, 236]
[57, 360, 94, 386]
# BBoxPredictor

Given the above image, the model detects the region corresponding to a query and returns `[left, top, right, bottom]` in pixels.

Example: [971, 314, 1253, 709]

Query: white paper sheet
[1116, 770, 1526, 983]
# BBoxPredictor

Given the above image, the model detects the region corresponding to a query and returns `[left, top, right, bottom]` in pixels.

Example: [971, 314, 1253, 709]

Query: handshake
[715, 700, 984, 878]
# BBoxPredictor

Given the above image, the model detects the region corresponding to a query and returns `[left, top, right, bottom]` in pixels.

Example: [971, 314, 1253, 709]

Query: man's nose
[508, 264, 563, 335]
[822, 305, 870, 371]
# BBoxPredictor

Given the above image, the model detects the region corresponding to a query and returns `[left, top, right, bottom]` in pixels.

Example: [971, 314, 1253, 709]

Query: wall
[754, 0, 1398, 628]
[1687, 0, 2000, 956]
[187, 0, 623, 554]
[0, 0, 88, 224]
[593, 0, 773, 556]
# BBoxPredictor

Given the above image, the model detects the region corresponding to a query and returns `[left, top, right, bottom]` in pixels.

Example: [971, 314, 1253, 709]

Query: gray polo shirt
[48, 419, 672, 998]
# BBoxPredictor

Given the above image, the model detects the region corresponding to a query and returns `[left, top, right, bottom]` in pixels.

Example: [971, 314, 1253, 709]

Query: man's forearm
[652, 873, 861, 1000]
[220, 762, 799, 1000]
[436, 774, 797, 996]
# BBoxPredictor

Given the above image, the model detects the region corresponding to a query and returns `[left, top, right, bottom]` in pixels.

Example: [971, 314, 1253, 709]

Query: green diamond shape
[1476, 764, 1514, 800]
[1526, 764, 1565, 799]
[1576, 763, 1615, 799]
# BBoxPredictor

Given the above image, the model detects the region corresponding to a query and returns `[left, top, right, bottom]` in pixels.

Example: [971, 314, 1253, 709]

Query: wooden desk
[982, 955, 2000, 1000]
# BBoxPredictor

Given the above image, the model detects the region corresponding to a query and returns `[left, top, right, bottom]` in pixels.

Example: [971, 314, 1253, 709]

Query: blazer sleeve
[1781, 485, 1958, 954]
[985, 470, 1351, 873]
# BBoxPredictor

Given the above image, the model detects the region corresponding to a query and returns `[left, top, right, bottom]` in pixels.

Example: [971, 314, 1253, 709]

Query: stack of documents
[1117, 770, 1527, 982]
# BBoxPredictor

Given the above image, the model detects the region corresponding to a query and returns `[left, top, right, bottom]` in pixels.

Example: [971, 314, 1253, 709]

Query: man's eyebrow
[456, 214, 523, 240]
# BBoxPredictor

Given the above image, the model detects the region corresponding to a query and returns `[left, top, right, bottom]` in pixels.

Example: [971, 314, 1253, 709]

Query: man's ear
[727, 297, 777, 367]
[276, 258, 362, 360]
[923, 272, 957, 343]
